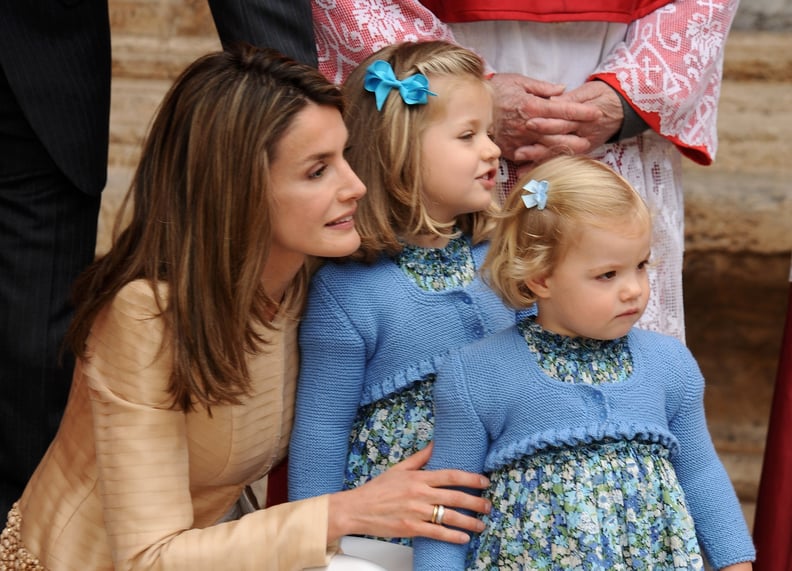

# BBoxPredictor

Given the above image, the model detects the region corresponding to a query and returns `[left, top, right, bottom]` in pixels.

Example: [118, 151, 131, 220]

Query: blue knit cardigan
[288, 240, 516, 501]
[413, 325, 755, 570]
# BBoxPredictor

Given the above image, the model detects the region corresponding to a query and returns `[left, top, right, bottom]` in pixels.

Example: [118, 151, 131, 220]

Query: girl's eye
[459, 132, 474, 140]
[309, 164, 327, 179]
[638, 259, 649, 271]
[598, 271, 616, 280]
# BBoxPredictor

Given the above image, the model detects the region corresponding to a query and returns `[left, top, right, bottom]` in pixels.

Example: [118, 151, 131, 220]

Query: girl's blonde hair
[343, 40, 497, 263]
[483, 154, 651, 309]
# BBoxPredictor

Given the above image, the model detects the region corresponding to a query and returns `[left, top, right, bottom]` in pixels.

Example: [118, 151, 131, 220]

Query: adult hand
[490, 73, 602, 162]
[514, 80, 624, 166]
[326, 444, 491, 544]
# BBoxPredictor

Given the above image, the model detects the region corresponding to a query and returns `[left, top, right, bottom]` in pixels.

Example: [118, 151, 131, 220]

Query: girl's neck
[403, 234, 450, 249]
[401, 223, 461, 249]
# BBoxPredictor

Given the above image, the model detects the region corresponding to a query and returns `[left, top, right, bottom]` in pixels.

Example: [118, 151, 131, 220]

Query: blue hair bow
[521, 179, 549, 210]
[364, 60, 437, 111]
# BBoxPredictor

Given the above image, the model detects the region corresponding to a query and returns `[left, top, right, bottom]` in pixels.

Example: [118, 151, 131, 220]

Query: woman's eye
[309, 165, 327, 179]
[459, 132, 474, 140]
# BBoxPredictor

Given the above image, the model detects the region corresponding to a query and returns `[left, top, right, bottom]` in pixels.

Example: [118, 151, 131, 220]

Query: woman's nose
[340, 161, 367, 200]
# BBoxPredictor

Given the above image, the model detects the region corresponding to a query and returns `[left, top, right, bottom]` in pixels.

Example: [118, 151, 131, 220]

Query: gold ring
[431, 504, 446, 526]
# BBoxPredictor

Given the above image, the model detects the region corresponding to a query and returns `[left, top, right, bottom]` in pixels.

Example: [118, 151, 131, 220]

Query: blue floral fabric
[466, 317, 703, 569]
[393, 233, 475, 291]
[343, 235, 475, 545]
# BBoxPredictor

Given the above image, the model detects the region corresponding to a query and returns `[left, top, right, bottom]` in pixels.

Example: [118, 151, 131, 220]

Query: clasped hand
[490, 73, 624, 171]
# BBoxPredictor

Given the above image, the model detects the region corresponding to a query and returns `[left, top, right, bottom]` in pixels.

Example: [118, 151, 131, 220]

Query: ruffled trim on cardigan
[484, 421, 680, 472]
[359, 353, 450, 405]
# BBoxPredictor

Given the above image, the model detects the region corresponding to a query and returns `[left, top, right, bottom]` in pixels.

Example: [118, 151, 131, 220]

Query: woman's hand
[326, 444, 491, 544]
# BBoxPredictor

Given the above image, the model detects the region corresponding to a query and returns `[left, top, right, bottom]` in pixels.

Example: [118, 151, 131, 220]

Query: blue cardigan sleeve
[413, 349, 489, 570]
[288, 275, 367, 500]
[666, 345, 755, 568]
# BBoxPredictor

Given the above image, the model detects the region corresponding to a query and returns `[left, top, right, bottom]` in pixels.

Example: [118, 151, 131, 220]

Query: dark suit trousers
[0, 79, 100, 517]
[207, 0, 318, 66]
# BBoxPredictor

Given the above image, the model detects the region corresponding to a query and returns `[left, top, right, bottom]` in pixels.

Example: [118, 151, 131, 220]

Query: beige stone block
[164, 0, 216, 38]
[110, 0, 170, 39]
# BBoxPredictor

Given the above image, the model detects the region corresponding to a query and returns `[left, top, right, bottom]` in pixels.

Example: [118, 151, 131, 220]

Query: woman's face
[268, 103, 367, 272]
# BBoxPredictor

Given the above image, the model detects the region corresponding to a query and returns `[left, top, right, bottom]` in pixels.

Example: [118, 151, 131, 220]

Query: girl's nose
[621, 275, 644, 301]
[483, 135, 501, 161]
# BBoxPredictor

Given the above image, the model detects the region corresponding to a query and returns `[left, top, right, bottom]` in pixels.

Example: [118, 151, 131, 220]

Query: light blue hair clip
[521, 179, 549, 210]
[364, 60, 437, 111]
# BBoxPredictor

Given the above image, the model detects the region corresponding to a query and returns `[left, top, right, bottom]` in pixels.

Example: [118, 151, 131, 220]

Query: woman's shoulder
[95, 280, 169, 335]
[112, 279, 166, 310]
[89, 281, 169, 363]
[83, 280, 173, 405]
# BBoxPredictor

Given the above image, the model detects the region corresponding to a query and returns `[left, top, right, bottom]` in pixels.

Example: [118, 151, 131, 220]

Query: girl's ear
[524, 274, 551, 299]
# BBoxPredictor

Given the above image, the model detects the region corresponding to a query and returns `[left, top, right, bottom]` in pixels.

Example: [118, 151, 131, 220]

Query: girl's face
[532, 219, 651, 340]
[268, 103, 366, 273]
[419, 77, 500, 224]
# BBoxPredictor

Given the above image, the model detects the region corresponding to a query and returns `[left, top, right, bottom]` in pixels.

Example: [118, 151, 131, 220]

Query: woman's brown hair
[65, 44, 344, 411]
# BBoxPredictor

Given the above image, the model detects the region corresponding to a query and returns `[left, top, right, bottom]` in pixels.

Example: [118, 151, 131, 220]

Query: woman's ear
[524, 274, 551, 299]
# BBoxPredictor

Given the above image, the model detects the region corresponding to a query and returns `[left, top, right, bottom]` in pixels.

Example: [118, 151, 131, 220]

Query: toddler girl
[287, 40, 516, 544]
[413, 155, 755, 569]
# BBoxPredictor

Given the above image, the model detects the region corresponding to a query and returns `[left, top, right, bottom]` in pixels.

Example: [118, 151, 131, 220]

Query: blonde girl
[414, 155, 754, 569]
[288, 40, 515, 544]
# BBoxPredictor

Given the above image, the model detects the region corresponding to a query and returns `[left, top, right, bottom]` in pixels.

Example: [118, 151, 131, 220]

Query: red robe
[420, 0, 673, 24]
[754, 274, 792, 570]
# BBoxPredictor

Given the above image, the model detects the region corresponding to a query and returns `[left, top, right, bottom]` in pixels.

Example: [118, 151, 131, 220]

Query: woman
[0, 44, 490, 571]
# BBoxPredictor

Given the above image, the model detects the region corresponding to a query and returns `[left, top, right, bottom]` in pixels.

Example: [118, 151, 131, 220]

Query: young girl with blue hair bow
[413, 154, 755, 570]
[288, 40, 518, 546]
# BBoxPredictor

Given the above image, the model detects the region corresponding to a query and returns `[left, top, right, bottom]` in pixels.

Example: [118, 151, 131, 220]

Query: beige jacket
[17, 281, 333, 570]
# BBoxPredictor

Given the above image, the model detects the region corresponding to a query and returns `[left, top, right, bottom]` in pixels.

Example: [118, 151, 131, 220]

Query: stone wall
[734, 0, 792, 30]
[680, 28, 792, 511]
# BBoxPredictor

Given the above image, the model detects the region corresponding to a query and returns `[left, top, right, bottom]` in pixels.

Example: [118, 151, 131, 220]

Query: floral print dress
[344, 234, 475, 545]
[467, 317, 703, 570]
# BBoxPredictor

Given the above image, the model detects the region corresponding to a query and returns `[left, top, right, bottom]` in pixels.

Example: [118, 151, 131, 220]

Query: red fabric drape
[754, 284, 792, 570]
[420, 0, 673, 24]
[265, 458, 289, 507]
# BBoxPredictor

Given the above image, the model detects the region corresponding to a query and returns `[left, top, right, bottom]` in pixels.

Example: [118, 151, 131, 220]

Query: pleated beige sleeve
[82, 281, 334, 571]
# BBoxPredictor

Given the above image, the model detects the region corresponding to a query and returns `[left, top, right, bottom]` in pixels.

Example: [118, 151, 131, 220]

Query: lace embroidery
[313, 0, 454, 84]
[595, 0, 739, 156]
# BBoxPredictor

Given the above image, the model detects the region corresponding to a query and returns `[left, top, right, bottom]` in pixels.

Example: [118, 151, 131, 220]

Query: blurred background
[102, 0, 792, 529]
